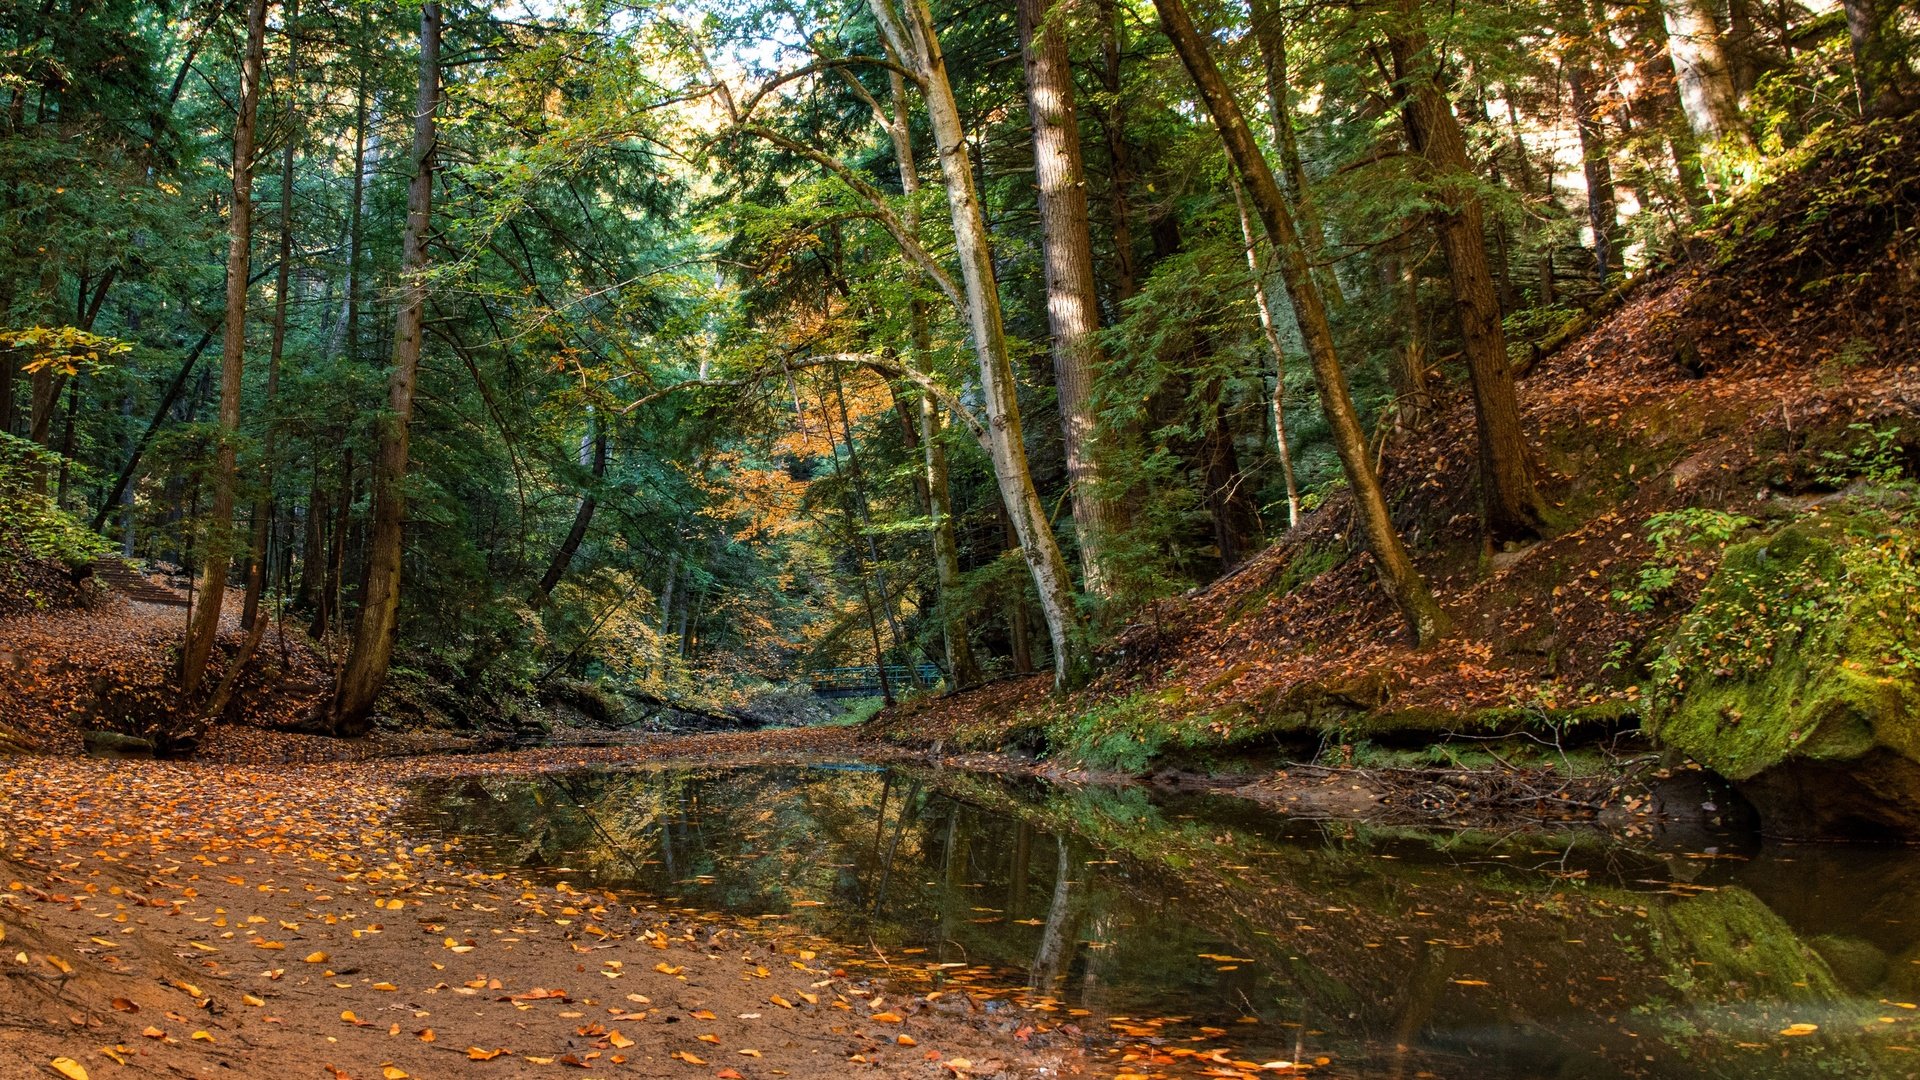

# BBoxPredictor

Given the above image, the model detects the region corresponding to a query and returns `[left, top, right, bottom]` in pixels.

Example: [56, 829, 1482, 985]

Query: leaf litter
[0, 753, 1115, 1078]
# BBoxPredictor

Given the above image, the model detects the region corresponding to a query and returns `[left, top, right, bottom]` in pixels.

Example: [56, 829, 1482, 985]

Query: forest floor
[0, 742, 1123, 1080]
[0, 588, 336, 757]
[0, 586, 1661, 832]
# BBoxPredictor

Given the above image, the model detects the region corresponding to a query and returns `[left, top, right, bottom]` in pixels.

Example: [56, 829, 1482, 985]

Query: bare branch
[734, 56, 923, 123]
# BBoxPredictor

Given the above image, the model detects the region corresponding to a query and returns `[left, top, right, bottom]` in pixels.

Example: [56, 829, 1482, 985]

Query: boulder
[1652, 519, 1920, 837]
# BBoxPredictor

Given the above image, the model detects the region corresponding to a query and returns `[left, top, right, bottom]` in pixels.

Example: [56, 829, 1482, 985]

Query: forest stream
[6, 1, 1920, 1076]
[401, 762, 1920, 1079]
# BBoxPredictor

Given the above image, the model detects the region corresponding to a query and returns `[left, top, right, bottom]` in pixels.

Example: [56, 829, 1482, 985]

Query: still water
[402, 763, 1920, 1078]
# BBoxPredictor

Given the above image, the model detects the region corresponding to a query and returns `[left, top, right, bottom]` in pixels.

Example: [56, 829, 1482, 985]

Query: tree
[879, 67, 981, 687]
[1843, 0, 1919, 119]
[866, 0, 1089, 687]
[1019, 0, 1127, 596]
[243, 0, 301, 632]
[1385, 0, 1550, 543]
[1150, 0, 1446, 645]
[181, 0, 269, 698]
[1229, 173, 1300, 529]
[1248, 0, 1342, 308]
[329, 1, 440, 735]
[1661, 0, 1749, 148]
[1561, 0, 1622, 281]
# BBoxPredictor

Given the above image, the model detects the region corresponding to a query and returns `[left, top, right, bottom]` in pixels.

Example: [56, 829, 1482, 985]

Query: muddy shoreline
[228, 720, 1726, 837]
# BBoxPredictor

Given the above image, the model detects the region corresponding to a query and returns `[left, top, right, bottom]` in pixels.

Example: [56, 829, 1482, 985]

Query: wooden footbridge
[807, 664, 942, 697]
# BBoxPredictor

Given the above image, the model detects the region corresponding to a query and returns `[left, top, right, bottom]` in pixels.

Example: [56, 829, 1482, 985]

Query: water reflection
[401, 763, 1920, 1078]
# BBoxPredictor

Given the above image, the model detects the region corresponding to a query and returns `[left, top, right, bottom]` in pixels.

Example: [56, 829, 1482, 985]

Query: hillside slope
[873, 115, 1920, 836]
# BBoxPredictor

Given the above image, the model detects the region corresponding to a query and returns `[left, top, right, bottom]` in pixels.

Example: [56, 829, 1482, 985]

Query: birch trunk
[885, 69, 979, 687]
[869, 0, 1088, 687]
[1661, 0, 1748, 146]
[1230, 174, 1300, 528]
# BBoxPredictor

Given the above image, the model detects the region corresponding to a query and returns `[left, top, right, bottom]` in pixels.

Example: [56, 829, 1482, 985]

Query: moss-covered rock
[1651, 886, 1844, 1002]
[1651, 515, 1920, 836]
[1808, 934, 1890, 994]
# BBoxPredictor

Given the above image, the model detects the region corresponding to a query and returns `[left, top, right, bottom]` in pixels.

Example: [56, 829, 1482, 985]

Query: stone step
[93, 560, 192, 607]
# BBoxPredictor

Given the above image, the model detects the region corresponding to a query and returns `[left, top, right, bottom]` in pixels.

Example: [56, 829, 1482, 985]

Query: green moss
[1652, 887, 1843, 1001]
[1224, 542, 1340, 624]
[1045, 689, 1175, 773]
[1651, 515, 1920, 780]
[1808, 934, 1890, 993]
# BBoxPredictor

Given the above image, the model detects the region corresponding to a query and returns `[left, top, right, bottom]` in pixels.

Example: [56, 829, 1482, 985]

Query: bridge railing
[807, 664, 942, 691]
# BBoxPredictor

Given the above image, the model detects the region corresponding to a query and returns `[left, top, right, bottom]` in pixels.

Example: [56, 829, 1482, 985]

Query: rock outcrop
[1653, 517, 1920, 837]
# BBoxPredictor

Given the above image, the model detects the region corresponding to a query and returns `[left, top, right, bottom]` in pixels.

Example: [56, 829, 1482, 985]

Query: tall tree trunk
[1095, 0, 1138, 303]
[1152, 0, 1445, 644]
[299, 471, 324, 610]
[1230, 174, 1300, 528]
[1, 291, 15, 432]
[1387, 9, 1549, 543]
[884, 69, 979, 688]
[657, 553, 677, 635]
[324, 452, 354, 635]
[917, 391, 978, 685]
[1019, 0, 1127, 596]
[1387, 231, 1431, 426]
[534, 417, 606, 598]
[869, 0, 1088, 688]
[829, 370, 921, 690]
[1249, 0, 1343, 308]
[327, 75, 374, 363]
[0, 364, 13, 439]
[181, 0, 269, 697]
[1660, 0, 1749, 147]
[1566, 43, 1621, 280]
[1844, 0, 1919, 119]
[1723, 0, 1763, 102]
[994, 502, 1037, 674]
[329, 2, 440, 735]
[27, 371, 60, 452]
[244, 0, 299, 631]
[823, 381, 897, 705]
[1198, 380, 1263, 569]
[53, 375, 78, 504]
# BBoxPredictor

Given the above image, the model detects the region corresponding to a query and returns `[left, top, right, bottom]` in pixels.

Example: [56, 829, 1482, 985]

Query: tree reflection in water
[403, 763, 1920, 1078]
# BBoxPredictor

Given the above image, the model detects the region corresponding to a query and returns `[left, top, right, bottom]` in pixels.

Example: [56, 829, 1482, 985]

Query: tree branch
[620, 353, 988, 450]
[734, 57, 923, 123]
[729, 123, 964, 312]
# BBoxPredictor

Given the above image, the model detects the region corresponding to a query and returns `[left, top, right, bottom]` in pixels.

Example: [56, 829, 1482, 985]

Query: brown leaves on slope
[0, 596, 329, 754]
